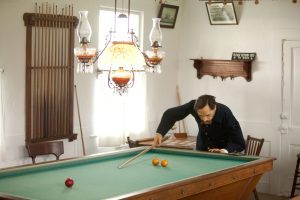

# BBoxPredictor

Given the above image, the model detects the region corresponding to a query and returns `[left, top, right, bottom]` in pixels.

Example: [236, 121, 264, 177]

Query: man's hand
[153, 133, 163, 147]
[208, 148, 228, 154]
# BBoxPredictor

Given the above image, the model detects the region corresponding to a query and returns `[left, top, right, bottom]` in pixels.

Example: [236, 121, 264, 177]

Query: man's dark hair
[194, 95, 216, 111]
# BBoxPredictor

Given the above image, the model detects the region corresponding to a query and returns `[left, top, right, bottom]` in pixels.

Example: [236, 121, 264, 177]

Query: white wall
[177, 0, 300, 196]
[0, 0, 181, 167]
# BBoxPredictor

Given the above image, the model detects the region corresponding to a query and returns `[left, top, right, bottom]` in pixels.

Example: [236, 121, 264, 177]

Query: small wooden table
[136, 135, 197, 150]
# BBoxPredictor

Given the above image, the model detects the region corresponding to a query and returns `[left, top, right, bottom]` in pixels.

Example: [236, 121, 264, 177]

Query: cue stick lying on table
[118, 145, 154, 169]
[118, 136, 170, 169]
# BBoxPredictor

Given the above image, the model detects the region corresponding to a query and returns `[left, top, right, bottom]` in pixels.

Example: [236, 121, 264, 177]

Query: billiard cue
[176, 85, 187, 134]
[74, 85, 86, 156]
[118, 145, 154, 169]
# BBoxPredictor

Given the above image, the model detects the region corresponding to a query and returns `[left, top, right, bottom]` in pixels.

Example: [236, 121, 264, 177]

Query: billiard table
[0, 147, 274, 200]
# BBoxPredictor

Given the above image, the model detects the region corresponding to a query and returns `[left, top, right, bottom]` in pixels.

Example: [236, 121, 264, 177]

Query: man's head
[194, 95, 217, 124]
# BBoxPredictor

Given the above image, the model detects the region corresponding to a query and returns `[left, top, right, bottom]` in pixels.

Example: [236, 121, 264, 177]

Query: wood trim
[23, 13, 78, 28]
[23, 7, 78, 143]
[191, 59, 252, 82]
[115, 157, 274, 199]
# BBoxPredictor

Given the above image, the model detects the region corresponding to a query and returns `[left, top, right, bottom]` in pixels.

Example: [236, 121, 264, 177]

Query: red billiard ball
[65, 178, 74, 188]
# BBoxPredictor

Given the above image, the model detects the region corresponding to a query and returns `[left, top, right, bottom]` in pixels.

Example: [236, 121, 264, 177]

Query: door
[280, 40, 300, 196]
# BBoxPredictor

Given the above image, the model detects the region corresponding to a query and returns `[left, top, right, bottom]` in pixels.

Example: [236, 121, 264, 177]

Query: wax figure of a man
[153, 95, 245, 153]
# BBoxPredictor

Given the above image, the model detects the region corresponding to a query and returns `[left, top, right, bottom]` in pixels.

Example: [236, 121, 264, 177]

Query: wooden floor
[249, 193, 289, 200]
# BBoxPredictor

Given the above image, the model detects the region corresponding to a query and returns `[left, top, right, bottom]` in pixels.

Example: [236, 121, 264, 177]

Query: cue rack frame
[23, 3, 78, 143]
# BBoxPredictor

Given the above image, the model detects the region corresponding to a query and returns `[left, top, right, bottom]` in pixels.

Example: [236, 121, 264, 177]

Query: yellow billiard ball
[152, 158, 160, 166]
[161, 159, 168, 167]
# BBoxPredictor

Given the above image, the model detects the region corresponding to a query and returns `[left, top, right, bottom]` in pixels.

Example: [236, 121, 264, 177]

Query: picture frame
[158, 4, 179, 29]
[205, 2, 238, 25]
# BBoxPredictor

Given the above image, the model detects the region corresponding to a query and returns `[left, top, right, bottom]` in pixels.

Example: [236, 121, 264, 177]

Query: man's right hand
[153, 133, 163, 147]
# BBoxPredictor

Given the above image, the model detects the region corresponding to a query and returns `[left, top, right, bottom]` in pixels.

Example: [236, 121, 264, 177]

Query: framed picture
[158, 4, 179, 29]
[205, 2, 238, 25]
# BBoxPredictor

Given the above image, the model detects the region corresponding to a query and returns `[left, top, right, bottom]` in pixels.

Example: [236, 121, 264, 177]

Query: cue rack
[23, 3, 78, 143]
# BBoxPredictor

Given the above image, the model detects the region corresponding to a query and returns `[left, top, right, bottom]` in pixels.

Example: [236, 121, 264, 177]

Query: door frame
[279, 39, 300, 196]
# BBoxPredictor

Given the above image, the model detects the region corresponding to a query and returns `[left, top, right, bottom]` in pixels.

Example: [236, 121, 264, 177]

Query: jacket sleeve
[156, 100, 195, 136]
[224, 110, 246, 152]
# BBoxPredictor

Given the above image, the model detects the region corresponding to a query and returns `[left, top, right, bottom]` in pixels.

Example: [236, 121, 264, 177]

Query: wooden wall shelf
[191, 59, 252, 81]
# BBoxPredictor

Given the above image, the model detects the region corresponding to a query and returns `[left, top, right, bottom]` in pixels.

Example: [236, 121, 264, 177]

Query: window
[93, 8, 147, 147]
[98, 8, 144, 53]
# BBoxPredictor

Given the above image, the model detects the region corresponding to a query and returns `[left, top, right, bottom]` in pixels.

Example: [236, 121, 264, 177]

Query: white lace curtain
[93, 73, 148, 147]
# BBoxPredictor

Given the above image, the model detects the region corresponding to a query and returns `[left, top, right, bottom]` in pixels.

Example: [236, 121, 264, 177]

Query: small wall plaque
[232, 52, 256, 61]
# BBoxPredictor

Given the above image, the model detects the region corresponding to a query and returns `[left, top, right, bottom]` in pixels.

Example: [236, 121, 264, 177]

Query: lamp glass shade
[144, 17, 164, 73]
[77, 11, 92, 43]
[111, 67, 132, 87]
[74, 45, 97, 63]
[98, 33, 145, 70]
[145, 50, 165, 65]
[149, 18, 162, 47]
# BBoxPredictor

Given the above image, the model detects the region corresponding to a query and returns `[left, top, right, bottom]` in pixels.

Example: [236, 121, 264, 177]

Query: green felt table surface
[0, 148, 257, 200]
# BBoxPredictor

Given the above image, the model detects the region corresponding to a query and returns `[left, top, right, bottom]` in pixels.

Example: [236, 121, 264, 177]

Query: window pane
[99, 9, 141, 50]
